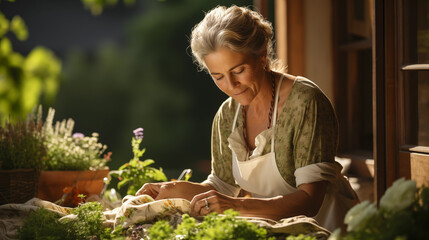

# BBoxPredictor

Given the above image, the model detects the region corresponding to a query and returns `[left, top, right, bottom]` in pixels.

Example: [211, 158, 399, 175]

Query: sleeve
[293, 89, 338, 170]
[204, 101, 241, 195]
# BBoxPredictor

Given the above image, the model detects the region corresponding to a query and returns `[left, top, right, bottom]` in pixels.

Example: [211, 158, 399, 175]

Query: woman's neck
[247, 71, 275, 114]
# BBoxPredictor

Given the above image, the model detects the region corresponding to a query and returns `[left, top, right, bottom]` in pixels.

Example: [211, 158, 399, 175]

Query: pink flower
[133, 128, 144, 140]
[72, 132, 85, 138]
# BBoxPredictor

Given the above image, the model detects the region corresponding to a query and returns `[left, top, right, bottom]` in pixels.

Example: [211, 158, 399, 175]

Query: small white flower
[380, 178, 417, 213]
[345, 200, 377, 232]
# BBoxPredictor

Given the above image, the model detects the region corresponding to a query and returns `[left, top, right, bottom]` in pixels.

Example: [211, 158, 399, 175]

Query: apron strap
[232, 103, 241, 132]
[271, 75, 284, 152]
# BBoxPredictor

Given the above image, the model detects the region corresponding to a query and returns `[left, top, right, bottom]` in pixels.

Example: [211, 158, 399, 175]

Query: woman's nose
[226, 75, 239, 90]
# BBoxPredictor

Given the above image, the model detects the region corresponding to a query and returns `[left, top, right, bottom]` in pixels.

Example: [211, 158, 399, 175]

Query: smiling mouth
[235, 88, 248, 96]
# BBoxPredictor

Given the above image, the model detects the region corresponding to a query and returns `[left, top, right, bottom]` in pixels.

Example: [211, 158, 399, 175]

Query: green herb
[18, 207, 72, 240]
[147, 209, 275, 240]
[78, 194, 87, 200]
[66, 202, 112, 239]
[0, 115, 47, 170]
[18, 202, 125, 240]
[111, 130, 167, 195]
[147, 220, 174, 240]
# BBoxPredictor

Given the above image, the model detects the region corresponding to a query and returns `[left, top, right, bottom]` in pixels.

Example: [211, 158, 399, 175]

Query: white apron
[228, 76, 359, 232]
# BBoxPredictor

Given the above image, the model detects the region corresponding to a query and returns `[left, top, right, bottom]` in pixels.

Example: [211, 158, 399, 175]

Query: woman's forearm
[236, 181, 327, 220]
[237, 191, 317, 220]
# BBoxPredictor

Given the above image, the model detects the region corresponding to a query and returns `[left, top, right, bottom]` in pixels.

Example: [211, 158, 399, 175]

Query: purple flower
[72, 132, 85, 138]
[133, 128, 144, 140]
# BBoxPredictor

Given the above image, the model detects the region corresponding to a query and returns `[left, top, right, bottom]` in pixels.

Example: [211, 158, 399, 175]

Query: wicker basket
[0, 169, 39, 205]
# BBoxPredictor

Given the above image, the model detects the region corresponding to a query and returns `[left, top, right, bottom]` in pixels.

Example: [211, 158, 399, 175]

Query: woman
[136, 5, 358, 232]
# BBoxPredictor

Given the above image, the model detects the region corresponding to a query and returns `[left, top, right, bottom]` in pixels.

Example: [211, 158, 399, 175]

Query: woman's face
[203, 47, 266, 106]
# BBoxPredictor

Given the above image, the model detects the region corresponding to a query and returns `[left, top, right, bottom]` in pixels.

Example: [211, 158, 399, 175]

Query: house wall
[303, 0, 334, 101]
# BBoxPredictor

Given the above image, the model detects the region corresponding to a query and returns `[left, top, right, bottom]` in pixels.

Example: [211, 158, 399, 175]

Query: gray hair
[190, 5, 281, 72]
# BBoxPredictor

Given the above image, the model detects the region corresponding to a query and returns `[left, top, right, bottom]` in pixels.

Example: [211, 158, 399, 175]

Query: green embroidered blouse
[210, 76, 338, 188]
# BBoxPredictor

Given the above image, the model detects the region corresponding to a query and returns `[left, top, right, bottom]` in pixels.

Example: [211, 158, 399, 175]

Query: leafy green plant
[329, 178, 429, 240]
[66, 202, 115, 239]
[18, 207, 73, 240]
[0, 113, 47, 170]
[0, 9, 61, 124]
[111, 128, 167, 195]
[39, 106, 109, 170]
[147, 209, 275, 240]
[18, 202, 125, 240]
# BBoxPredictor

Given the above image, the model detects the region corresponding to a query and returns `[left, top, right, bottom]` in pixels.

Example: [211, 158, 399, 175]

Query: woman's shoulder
[288, 76, 332, 104]
[293, 77, 325, 95]
[215, 97, 239, 121]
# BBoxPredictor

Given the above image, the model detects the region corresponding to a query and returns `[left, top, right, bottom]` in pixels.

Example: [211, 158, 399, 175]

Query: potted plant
[0, 115, 48, 205]
[36, 106, 111, 206]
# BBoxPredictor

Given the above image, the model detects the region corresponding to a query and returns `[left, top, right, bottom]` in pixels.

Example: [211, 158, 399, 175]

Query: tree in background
[56, 0, 252, 180]
[0, 4, 61, 124]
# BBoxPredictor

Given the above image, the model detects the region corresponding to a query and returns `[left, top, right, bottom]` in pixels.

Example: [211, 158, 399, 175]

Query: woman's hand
[135, 182, 164, 199]
[189, 190, 238, 217]
[136, 181, 216, 201]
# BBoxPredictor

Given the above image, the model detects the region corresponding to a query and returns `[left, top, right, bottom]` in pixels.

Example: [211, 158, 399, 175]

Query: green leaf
[118, 178, 132, 190]
[141, 159, 155, 167]
[0, 37, 12, 56]
[129, 159, 139, 167]
[0, 12, 9, 37]
[10, 15, 28, 41]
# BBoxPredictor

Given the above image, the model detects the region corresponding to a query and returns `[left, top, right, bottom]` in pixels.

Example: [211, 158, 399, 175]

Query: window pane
[405, 0, 429, 64]
[403, 0, 429, 147]
[404, 71, 429, 146]
[417, 0, 429, 63]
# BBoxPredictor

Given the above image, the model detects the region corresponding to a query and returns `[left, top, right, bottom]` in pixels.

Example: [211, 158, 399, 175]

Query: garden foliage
[0, 112, 47, 170]
[147, 210, 317, 240]
[111, 127, 167, 195]
[0, 8, 61, 124]
[148, 210, 274, 240]
[329, 178, 429, 240]
[18, 202, 123, 240]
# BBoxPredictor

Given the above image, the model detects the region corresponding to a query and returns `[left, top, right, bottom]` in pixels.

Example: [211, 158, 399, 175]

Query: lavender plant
[0, 113, 47, 170]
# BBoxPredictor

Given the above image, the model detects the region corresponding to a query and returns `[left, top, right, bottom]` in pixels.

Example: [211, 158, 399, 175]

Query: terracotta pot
[37, 168, 109, 203]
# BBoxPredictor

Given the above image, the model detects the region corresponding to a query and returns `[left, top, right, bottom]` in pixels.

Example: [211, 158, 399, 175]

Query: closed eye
[232, 67, 244, 75]
[212, 74, 224, 80]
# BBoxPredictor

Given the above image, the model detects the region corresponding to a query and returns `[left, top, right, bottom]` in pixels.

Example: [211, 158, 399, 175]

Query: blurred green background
[0, 0, 256, 181]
